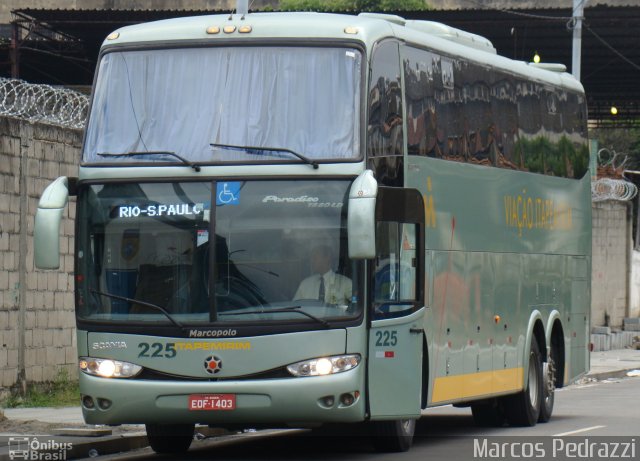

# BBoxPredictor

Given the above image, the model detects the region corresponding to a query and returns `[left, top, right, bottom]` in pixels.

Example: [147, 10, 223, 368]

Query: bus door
[368, 188, 425, 418]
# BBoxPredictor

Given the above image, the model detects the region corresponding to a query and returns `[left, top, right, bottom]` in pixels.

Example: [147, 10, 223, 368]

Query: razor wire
[592, 178, 638, 202]
[597, 148, 631, 171]
[0, 77, 88, 129]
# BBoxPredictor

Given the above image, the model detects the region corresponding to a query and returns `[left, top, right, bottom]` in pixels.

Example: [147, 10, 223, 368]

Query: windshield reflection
[76, 180, 363, 328]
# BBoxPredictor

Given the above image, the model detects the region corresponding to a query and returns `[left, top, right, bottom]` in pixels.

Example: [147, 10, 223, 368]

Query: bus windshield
[83, 46, 362, 164]
[76, 180, 363, 327]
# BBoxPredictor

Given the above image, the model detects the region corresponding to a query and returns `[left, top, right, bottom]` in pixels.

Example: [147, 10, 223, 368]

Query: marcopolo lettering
[189, 329, 237, 338]
[118, 203, 204, 218]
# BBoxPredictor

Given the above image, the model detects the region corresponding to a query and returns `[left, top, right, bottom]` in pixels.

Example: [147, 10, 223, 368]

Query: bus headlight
[286, 354, 360, 377]
[79, 357, 142, 378]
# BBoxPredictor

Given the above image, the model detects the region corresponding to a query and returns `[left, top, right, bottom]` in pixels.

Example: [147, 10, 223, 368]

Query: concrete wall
[0, 115, 81, 392]
[3, 0, 636, 24]
[2, 1, 277, 25]
[425, 0, 636, 8]
[591, 200, 633, 328]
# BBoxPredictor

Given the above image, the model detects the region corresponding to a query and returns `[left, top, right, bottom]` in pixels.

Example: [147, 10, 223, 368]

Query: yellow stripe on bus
[431, 368, 524, 403]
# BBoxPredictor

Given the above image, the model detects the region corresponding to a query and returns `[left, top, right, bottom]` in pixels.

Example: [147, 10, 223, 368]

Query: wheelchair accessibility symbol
[216, 182, 241, 206]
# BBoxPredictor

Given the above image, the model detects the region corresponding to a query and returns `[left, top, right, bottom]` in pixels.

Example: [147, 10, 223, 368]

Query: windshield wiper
[220, 306, 330, 328]
[90, 289, 184, 328]
[97, 151, 201, 172]
[210, 143, 319, 170]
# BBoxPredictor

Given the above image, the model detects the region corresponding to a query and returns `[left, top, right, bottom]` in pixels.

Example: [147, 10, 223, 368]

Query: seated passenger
[294, 245, 352, 306]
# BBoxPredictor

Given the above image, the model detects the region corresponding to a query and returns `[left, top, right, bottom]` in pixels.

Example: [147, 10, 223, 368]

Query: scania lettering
[35, 4, 591, 455]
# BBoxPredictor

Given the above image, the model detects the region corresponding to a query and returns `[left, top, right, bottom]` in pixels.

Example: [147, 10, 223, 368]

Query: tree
[279, 0, 430, 11]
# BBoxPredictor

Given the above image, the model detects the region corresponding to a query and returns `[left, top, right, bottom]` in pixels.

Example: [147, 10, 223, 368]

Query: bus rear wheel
[370, 418, 416, 452]
[504, 339, 542, 426]
[146, 423, 194, 454]
[538, 350, 557, 422]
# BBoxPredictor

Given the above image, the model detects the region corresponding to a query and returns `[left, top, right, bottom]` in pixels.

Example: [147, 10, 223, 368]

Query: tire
[504, 339, 542, 426]
[471, 399, 506, 427]
[146, 423, 194, 454]
[538, 347, 557, 423]
[371, 419, 416, 453]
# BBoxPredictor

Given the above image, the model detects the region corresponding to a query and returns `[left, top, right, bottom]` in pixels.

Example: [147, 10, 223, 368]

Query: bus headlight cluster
[286, 354, 360, 377]
[79, 357, 142, 378]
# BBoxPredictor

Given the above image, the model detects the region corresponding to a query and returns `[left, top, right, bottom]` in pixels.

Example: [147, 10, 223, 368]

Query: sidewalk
[1, 348, 639, 460]
[587, 347, 640, 380]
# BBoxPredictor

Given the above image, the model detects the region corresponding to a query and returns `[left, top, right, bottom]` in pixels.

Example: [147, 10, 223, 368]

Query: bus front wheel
[504, 339, 542, 426]
[146, 423, 194, 454]
[370, 418, 416, 452]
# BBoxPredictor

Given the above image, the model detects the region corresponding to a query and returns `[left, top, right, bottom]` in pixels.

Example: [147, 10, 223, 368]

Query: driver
[293, 245, 352, 306]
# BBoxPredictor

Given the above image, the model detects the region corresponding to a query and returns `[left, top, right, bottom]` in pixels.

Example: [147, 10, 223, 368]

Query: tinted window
[368, 41, 404, 157]
[76, 180, 364, 327]
[402, 45, 589, 179]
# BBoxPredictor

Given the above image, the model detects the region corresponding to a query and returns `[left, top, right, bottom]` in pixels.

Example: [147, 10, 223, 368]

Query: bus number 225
[375, 330, 398, 347]
[138, 342, 177, 358]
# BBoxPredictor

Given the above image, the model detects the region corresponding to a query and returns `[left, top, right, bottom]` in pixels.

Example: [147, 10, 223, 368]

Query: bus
[34, 6, 591, 454]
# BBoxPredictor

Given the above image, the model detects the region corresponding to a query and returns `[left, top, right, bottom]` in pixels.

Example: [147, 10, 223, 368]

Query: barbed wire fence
[597, 147, 632, 172]
[592, 148, 638, 202]
[592, 177, 638, 202]
[0, 77, 89, 129]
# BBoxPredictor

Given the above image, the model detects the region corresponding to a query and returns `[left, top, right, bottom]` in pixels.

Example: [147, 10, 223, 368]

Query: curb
[67, 434, 148, 460]
[586, 368, 639, 382]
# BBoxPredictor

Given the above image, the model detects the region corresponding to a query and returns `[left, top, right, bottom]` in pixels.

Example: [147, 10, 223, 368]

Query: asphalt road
[96, 377, 640, 461]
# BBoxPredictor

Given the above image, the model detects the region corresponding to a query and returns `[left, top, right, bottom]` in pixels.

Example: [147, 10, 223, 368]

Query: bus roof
[102, 11, 584, 94]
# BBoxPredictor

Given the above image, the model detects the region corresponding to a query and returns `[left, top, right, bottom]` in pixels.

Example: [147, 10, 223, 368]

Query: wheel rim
[401, 419, 414, 435]
[528, 351, 539, 409]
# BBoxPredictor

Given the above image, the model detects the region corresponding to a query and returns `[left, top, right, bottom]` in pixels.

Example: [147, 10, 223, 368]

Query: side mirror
[34, 176, 70, 269]
[348, 170, 378, 259]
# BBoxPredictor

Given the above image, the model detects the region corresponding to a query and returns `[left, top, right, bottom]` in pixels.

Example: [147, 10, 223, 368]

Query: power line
[459, 0, 571, 21]
[584, 23, 640, 72]
[458, 1, 638, 75]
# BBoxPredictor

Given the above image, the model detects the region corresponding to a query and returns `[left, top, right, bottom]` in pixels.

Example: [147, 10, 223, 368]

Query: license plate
[188, 394, 236, 411]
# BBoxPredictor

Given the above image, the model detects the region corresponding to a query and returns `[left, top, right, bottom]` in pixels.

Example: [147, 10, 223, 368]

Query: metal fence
[0, 78, 88, 129]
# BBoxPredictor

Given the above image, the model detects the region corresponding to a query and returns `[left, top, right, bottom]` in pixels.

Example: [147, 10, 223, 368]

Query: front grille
[135, 366, 291, 381]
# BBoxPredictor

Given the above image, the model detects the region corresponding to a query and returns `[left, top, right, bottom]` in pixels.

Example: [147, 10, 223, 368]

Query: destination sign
[116, 203, 204, 218]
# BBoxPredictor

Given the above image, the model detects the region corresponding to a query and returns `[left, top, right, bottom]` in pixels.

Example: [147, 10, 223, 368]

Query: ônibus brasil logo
[8, 437, 72, 460]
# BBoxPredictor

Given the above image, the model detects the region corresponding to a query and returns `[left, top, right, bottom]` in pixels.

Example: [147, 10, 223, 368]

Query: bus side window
[373, 221, 418, 319]
[367, 41, 404, 158]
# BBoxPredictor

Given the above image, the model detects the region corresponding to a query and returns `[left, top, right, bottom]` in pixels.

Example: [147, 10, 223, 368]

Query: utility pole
[237, 0, 248, 15]
[572, 0, 586, 81]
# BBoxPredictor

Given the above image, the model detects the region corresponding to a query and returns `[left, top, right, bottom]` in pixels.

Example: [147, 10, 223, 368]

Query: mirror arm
[34, 176, 72, 270]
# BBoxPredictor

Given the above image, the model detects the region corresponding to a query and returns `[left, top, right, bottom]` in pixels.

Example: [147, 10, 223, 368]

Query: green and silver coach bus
[34, 7, 591, 455]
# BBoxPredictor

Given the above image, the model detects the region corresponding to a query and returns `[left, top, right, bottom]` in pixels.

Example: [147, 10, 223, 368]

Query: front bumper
[80, 365, 366, 426]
